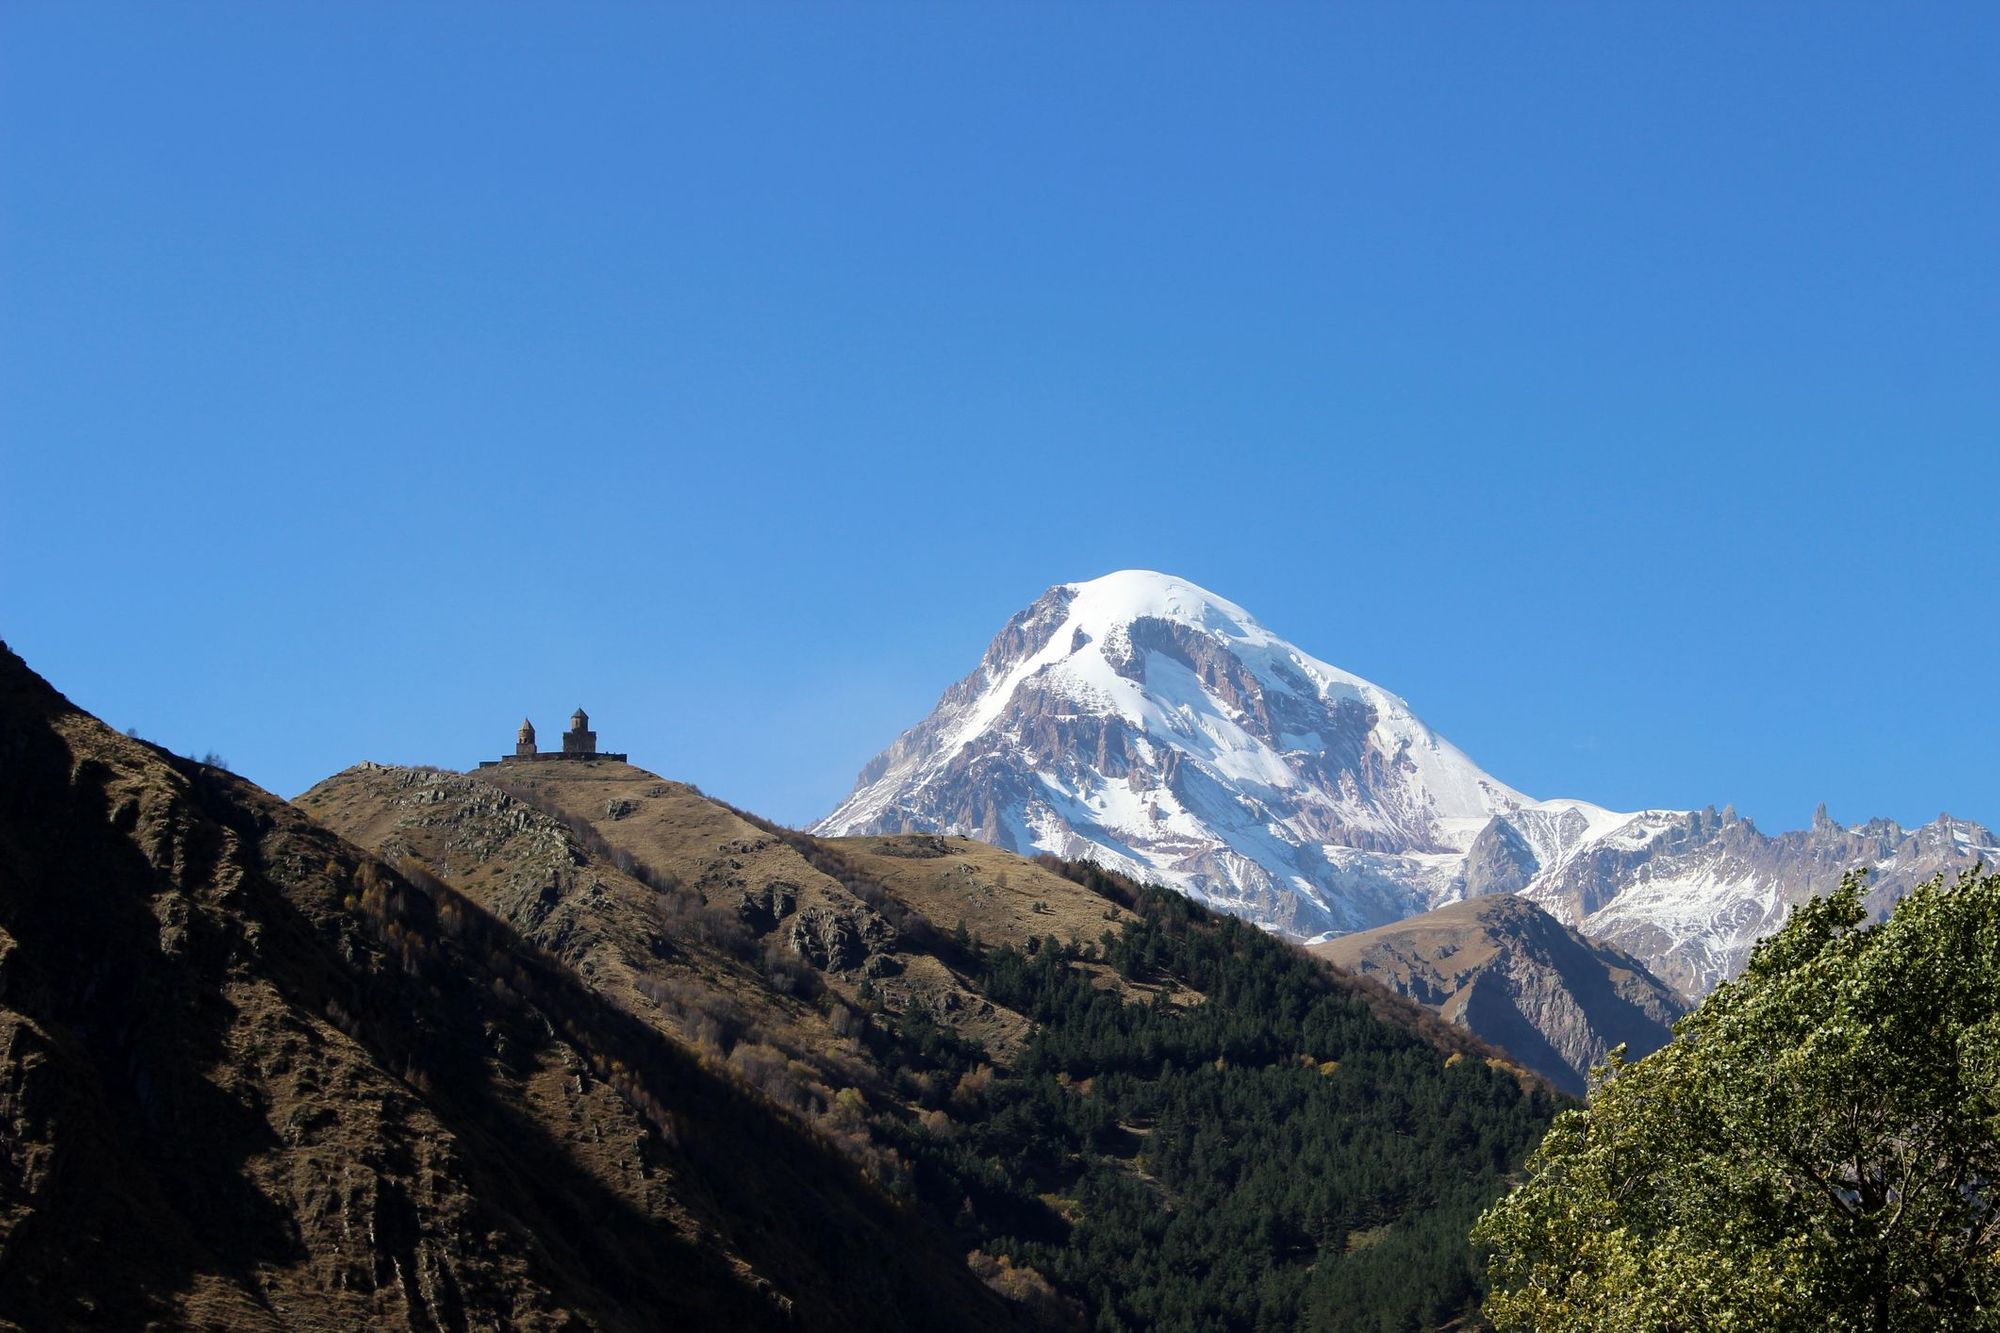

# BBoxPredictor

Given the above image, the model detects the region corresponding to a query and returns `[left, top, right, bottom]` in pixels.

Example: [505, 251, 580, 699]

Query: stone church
[479, 708, 627, 766]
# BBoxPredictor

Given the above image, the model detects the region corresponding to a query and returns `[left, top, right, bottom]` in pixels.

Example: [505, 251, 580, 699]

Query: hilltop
[299, 747, 1562, 1329]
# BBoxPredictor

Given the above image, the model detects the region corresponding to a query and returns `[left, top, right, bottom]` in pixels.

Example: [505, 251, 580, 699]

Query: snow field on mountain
[818, 570, 1995, 994]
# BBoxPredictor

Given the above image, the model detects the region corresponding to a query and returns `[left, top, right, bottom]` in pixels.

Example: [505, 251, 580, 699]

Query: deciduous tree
[1473, 867, 2000, 1331]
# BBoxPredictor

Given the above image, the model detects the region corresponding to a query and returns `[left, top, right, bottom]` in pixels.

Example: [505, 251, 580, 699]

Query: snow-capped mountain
[1517, 803, 1996, 998]
[816, 571, 1995, 998]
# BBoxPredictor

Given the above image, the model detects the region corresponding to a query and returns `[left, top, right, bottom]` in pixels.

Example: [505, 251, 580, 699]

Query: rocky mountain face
[818, 570, 1540, 937]
[294, 758, 1127, 1094]
[818, 570, 1996, 1000]
[1313, 895, 1687, 1095]
[1500, 802, 1995, 999]
[0, 643, 1022, 1332]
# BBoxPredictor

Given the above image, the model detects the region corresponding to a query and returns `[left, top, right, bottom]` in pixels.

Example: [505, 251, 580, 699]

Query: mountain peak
[820, 574, 1997, 998]
[1312, 893, 1687, 1095]
[818, 574, 1540, 935]
[1059, 569, 1263, 633]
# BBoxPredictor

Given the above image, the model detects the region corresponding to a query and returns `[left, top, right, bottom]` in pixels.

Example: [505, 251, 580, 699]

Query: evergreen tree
[875, 867, 1560, 1330]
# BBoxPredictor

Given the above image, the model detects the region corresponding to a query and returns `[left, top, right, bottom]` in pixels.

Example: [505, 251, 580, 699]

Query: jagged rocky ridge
[817, 571, 1996, 999]
[1499, 800, 1993, 999]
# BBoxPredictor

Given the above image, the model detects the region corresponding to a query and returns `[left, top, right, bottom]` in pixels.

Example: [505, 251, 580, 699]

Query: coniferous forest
[870, 862, 1563, 1332]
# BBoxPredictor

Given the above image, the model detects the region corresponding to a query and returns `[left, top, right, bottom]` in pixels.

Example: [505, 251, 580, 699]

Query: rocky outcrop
[1315, 895, 1686, 1095]
[786, 904, 878, 972]
[1463, 817, 1539, 897]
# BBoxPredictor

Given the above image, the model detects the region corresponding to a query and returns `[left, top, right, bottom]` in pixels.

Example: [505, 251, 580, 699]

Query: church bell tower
[562, 708, 597, 756]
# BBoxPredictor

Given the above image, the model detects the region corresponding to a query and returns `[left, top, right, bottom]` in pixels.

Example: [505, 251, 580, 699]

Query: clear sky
[3, 6, 1994, 832]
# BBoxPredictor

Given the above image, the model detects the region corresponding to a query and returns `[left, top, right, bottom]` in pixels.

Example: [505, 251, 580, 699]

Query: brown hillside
[296, 752, 1562, 1328]
[1313, 893, 1686, 1094]
[0, 643, 1024, 1332]
[302, 761, 1540, 1110]
[297, 761, 1052, 1088]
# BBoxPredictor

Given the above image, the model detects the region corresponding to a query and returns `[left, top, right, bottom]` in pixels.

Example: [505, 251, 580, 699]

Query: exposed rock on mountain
[818, 570, 1996, 998]
[0, 642, 1020, 1331]
[818, 571, 1544, 937]
[1515, 803, 1997, 999]
[294, 761, 1126, 1069]
[1313, 895, 1686, 1095]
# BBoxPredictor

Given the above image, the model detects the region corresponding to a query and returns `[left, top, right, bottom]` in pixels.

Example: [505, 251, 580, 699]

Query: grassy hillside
[306, 758, 1563, 1331]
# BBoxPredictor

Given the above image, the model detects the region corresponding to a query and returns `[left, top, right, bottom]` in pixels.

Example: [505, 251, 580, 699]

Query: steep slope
[1312, 895, 1686, 1095]
[304, 756, 1563, 1331]
[298, 758, 1530, 1112]
[0, 642, 1021, 1332]
[817, 570, 1996, 997]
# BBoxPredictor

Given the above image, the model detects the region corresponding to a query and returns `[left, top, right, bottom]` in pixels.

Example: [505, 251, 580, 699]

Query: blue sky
[3, 5, 1994, 831]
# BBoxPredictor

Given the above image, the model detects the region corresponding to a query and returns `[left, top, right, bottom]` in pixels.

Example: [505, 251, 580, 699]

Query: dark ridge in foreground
[0, 642, 1021, 1331]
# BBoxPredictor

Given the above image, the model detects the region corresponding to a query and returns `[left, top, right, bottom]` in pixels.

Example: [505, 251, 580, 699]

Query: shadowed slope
[0, 643, 1022, 1332]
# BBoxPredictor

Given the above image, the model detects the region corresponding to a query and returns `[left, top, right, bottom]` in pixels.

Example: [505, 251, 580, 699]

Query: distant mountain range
[818, 570, 1995, 1000]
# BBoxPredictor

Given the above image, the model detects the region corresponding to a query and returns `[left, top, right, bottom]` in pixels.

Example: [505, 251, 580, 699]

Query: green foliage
[882, 876, 1559, 1332]
[1473, 867, 2000, 1331]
